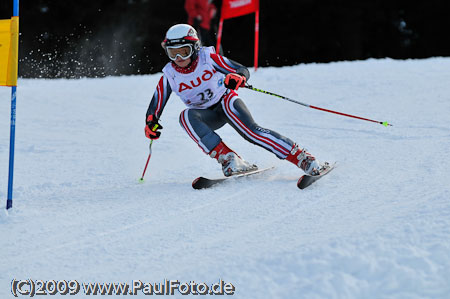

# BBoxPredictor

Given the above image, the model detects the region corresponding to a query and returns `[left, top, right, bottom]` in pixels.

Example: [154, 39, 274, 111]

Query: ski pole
[245, 85, 392, 127]
[139, 122, 161, 182]
[139, 140, 154, 182]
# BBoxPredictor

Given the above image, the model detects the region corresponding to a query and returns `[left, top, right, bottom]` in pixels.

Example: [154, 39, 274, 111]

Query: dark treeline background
[1, 0, 450, 78]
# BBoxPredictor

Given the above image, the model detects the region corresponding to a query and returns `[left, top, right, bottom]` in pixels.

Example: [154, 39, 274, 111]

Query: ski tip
[297, 162, 336, 189]
[192, 177, 209, 189]
[297, 175, 306, 189]
[192, 177, 201, 187]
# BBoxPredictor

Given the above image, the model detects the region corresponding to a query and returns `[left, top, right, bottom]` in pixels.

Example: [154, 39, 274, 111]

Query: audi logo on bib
[178, 69, 217, 92]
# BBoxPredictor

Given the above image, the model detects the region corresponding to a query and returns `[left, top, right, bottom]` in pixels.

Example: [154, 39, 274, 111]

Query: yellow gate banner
[0, 17, 19, 86]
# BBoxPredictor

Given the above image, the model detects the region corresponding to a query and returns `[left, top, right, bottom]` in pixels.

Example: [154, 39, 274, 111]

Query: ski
[297, 162, 336, 189]
[192, 167, 275, 190]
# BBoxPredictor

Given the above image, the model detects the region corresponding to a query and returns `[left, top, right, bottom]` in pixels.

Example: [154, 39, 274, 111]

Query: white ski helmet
[162, 24, 201, 61]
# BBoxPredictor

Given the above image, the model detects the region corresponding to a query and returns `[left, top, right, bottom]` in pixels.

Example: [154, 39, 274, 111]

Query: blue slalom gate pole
[6, 0, 19, 210]
[6, 87, 16, 210]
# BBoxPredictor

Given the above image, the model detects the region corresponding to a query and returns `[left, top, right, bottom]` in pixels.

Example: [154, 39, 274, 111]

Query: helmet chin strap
[189, 51, 198, 65]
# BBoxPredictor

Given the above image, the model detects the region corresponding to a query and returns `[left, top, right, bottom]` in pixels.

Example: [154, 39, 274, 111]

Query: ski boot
[286, 144, 321, 176]
[210, 141, 258, 177]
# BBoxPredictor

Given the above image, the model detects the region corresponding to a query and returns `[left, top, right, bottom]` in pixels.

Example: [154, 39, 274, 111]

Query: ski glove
[145, 115, 163, 140]
[224, 73, 246, 91]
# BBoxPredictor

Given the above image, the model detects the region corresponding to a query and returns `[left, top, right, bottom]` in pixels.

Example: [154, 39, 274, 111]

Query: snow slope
[1, 58, 450, 298]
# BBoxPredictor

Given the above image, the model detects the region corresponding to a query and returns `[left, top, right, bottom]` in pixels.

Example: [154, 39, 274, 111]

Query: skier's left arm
[210, 53, 249, 90]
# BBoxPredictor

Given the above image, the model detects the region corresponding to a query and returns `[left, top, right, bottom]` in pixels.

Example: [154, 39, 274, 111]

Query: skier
[145, 24, 322, 177]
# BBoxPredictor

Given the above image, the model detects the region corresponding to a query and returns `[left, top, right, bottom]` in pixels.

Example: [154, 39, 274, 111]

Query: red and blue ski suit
[146, 47, 295, 159]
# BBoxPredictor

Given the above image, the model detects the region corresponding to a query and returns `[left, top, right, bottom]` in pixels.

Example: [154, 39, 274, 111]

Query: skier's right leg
[179, 108, 257, 176]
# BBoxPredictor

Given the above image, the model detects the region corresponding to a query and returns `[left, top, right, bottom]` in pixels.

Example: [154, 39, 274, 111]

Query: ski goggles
[166, 44, 194, 61]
